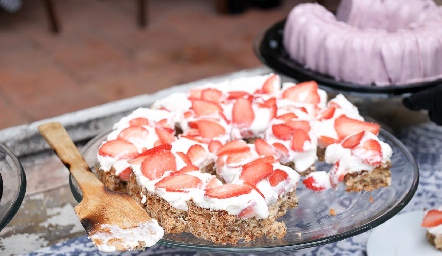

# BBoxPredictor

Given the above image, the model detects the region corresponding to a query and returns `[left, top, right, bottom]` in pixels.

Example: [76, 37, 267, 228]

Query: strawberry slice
[196, 119, 226, 139]
[118, 167, 133, 181]
[205, 184, 252, 199]
[317, 136, 338, 148]
[232, 98, 255, 127]
[129, 117, 150, 126]
[272, 123, 294, 140]
[260, 74, 280, 94]
[282, 81, 320, 104]
[206, 176, 223, 189]
[334, 115, 380, 140]
[303, 175, 326, 191]
[238, 201, 258, 219]
[290, 129, 310, 152]
[341, 131, 364, 149]
[176, 151, 193, 166]
[268, 169, 289, 187]
[155, 127, 176, 144]
[187, 144, 209, 166]
[316, 107, 336, 121]
[155, 174, 202, 192]
[141, 149, 177, 180]
[227, 91, 250, 100]
[277, 112, 298, 121]
[255, 138, 276, 157]
[352, 139, 383, 166]
[273, 142, 289, 160]
[285, 120, 310, 133]
[226, 150, 255, 164]
[98, 139, 139, 160]
[191, 99, 222, 117]
[215, 140, 249, 156]
[117, 126, 150, 143]
[188, 88, 203, 100]
[329, 161, 345, 189]
[240, 158, 274, 185]
[201, 88, 223, 102]
[174, 164, 199, 175]
[208, 140, 222, 153]
[128, 144, 172, 165]
[422, 210, 442, 228]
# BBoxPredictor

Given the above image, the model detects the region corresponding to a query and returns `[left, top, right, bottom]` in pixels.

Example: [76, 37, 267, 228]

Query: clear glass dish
[0, 143, 27, 231]
[70, 128, 418, 253]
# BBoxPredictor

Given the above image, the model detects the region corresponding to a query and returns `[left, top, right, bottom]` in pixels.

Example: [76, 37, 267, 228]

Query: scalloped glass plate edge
[70, 128, 419, 253]
[254, 19, 442, 98]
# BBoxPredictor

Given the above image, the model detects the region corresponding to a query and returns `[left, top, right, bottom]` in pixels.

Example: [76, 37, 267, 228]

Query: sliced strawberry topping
[129, 117, 150, 126]
[155, 174, 202, 192]
[188, 88, 203, 100]
[191, 99, 222, 117]
[99, 139, 139, 160]
[196, 119, 226, 139]
[216, 140, 249, 156]
[226, 150, 255, 164]
[205, 184, 252, 199]
[268, 169, 289, 187]
[303, 175, 326, 191]
[353, 139, 383, 166]
[334, 115, 380, 140]
[317, 136, 338, 148]
[238, 201, 258, 219]
[174, 164, 199, 175]
[232, 98, 255, 127]
[260, 74, 280, 94]
[290, 129, 310, 152]
[141, 149, 177, 180]
[255, 138, 276, 157]
[227, 91, 250, 100]
[240, 157, 274, 185]
[187, 144, 209, 166]
[329, 161, 345, 189]
[422, 210, 442, 228]
[285, 120, 311, 133]
[206, 176, 223, 189]
[176, 151, 193, 166]
[128, 143, 172, 165]
[272, 142, 289, 159]
[208, 140, 222, 153]
[277, 112, 298, 121]
[118, 167, 133, 182]
[155, 127, 176, 144]
[272, 123, 294, 140]
[258, 98, 277, 120]
[316, 107, 336, 121]
[117, 126, 150, 143]
[201, 88, 223, 102]
[341, 131, 364, 149]
[282, 81, 320, 104]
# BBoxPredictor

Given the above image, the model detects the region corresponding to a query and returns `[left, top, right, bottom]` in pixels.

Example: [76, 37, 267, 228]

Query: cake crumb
[296, 232, 302, 237]
[369, 196, 374, 203]
[329, 208, 336, 216]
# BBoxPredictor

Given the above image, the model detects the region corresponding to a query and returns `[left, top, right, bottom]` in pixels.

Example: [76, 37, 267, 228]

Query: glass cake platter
[0, 143, 27, 231]
[254, 19, 442, 98]
[70, 128, 418, 253]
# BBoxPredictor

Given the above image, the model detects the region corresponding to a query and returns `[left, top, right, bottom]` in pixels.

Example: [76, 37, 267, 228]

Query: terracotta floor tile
[0, 0, 305, 130]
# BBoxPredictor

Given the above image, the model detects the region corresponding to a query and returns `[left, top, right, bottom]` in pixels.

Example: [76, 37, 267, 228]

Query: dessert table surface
[0, 67, 440, 256]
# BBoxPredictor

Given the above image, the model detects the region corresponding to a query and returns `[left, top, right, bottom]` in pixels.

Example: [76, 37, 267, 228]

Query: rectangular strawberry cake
[94, 74, 393, 245]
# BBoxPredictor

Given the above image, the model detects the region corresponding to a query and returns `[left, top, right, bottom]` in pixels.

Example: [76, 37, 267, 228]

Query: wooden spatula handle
[38, 122, 104, 195]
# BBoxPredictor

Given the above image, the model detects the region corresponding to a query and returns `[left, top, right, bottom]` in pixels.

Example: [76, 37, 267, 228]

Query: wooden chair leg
[43, 0, 61, 33]
[137, 0, 147, 28]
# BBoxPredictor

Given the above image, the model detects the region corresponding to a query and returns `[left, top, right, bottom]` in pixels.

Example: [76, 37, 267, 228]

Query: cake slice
[422, 208, 442, 251]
